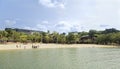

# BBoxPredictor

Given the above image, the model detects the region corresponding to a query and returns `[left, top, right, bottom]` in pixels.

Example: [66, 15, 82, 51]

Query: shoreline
[0, 43, 118, 50]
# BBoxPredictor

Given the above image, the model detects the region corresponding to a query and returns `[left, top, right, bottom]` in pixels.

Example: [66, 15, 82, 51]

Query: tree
[44, 35, 50, 43]
[20, 34, 27, 43]
[113, 33, 120, 45]
[102, 28, 119, 34]
[33, 32, 41, 42]
[12, 31, 21, 42]
[88, 30, 97, 43]
[66, 33, 77, 44]
[58, 33, 66, 44]
[52, 32, 59, 43]
[96, 33, 114, 45]
[1, 27, 120, 45]
[0, 31, 8, 43]
[89, 30, 97, 38]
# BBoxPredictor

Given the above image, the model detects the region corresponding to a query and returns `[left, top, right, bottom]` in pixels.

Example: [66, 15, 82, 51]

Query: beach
[0, 43, 118, 50]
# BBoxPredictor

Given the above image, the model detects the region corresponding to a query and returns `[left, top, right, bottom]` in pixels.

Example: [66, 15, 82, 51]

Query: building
[80, 35, 97, 43]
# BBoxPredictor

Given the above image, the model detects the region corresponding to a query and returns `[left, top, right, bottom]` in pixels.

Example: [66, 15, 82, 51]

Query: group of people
[16, 44, 39, 49]
[32, 45, 39, 49]
[16, 45, 27, 49]
[16, 45, 21, 48]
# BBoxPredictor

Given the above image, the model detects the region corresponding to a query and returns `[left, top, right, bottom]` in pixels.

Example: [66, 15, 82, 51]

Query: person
[38, 45, 39, 48]
[32, 44, 33, 48]
[24, 46, 26, 49]
[16, 45, 18, 48]
[19, 45, 21, 48]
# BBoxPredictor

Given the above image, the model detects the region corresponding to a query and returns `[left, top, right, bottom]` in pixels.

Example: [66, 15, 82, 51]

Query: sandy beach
[0, 43, 118, 50]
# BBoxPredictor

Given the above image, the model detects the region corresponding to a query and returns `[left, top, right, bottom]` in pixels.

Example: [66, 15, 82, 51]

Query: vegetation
[1, 28, 120, 45]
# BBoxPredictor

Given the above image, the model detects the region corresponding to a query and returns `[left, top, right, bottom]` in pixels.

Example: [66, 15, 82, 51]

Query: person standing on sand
[19, 45, 21, 48]
[24, 46, 26, 49]
[16, 45, 18, 48]
[38, 45, 39, 48]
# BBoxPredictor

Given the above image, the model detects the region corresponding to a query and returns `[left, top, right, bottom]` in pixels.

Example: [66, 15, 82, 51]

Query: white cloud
[23, 26, 31, 30]
[42, 20, 49, 24]
[35, 20, 51, 31]
[19, 0, 120, 32]
[5, 20, 16, 27]
[24, 20, 82, 33]
[39, 0, 65, 9]
[63, 0, 120, 30]
[23, 26, 39, 30]
[58, 3, 65, 9]
[100, 25, 109, 28]
[54, 21, 71, 32]
[36, 23, 48, 32]
[39, 0, 55, 8]
[54, 20, 82, 33]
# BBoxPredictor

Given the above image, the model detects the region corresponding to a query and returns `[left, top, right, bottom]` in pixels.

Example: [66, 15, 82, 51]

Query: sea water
[0, 47, 120, 69]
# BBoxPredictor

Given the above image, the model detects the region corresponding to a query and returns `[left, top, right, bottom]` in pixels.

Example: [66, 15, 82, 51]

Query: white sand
[0, 43, 118, 50]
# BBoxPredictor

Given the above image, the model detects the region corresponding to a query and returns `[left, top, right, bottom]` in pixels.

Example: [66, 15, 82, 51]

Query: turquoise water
[0, 48, 120, 69]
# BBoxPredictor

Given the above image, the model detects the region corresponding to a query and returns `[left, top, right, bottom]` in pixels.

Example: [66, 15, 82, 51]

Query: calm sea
[0, 47, 120, 69]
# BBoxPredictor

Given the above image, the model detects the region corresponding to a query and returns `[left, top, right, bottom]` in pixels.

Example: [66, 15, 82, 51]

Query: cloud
[100, 24, 109, 28]
[62, 0, 119, 30]
[42, 20, 49, 24]
[39, 0, 55, 8]
[54, 21, 71, 32]
[42, 20, 48, 23]
[23, 19, 117, 33]
[54, 20, 82, 33]
[58, 3, 65, 9]
[23, 20, 50, 32]
[36, 24, 48, 32]
[23, 20, 82, 33]
[38, 0, 65, 9]
[23, 25, 48, 32]
[23, 26, 39, 30]
[4, 20, 16, 27]
[36, 20, 52, 32]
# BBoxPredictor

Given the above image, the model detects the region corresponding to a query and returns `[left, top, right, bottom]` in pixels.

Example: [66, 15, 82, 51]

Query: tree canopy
[0, 28, 120, 45]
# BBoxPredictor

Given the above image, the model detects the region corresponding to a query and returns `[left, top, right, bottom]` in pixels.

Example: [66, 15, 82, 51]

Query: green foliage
[1, 28, 120, 45]
[20, 35, 27, 43]
[58, 33, 66, 44]
[112, 33, 120, 44]
[96, 33, 120, 45]
[66, 33, 77, 44]
[89, 30, 96, 38]
[102, 28, 119, 34]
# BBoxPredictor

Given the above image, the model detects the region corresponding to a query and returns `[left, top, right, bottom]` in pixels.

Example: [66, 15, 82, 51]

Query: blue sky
[0, 0, 120, 33]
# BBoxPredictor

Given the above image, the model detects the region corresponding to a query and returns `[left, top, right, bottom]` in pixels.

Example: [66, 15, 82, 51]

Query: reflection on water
[0, 47, 120, 69]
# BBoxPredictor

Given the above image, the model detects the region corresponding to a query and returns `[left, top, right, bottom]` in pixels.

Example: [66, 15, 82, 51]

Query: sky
[0, 0, 120, 33]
